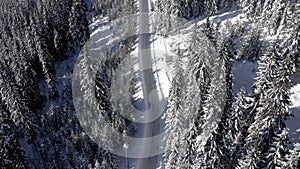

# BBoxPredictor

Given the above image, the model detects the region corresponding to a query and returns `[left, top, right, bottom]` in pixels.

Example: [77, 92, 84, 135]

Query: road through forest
[135, 0, 163, 168]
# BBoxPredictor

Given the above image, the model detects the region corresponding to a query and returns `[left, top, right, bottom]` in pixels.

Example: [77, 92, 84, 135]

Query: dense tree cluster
[0, 0, 299, 168]
[155, 0, 239, 19]
[91, 0, 136, 21]
[163, 0, 300, 168]
[0, 0, 98, 168]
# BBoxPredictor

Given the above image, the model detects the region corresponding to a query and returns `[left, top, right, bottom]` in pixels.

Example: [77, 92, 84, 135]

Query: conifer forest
[0, 0, 300, 168]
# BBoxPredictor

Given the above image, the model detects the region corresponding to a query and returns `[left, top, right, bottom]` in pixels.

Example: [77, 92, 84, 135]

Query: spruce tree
[164, 53, 185, 168]
[228, 89, 257, 168]
[237, 44, 294, 168]
[285, 143, 300, 168]
[195, 32, 235, 169]
[69, 0, 89, 47]
[0, 101, 27, 169]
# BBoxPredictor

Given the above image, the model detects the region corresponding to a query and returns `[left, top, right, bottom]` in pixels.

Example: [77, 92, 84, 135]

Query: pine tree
[204, 17, 217, 47]
[237, 44, 294, 168]
[282, 25, 300, 68]
[51, 0, 73, 58]
[164, 46, 187, 169]
[32, 12, 59, 100]
[180, 28, 216, 168]
[0, 0, 96, 168]
[254, 0, 266, 16]
[263, 0, 275, 14]
[195, 31, 235, 169]
[155, 0, 215, 19]
[285, 143, 300, 168]
[267, 0, 288, 35]
[0, 61, 38, 143]
[228, 89, 257, 168]
[69, 0, 89, 47]
[239, 29, 262, 62]
[0, 101, 27, 169]
[241, 0, 259, 19]
[205, 0, 217, 16]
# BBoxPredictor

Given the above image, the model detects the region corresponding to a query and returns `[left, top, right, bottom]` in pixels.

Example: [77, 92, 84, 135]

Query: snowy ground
[291, 84, 300, 109]
[232, 61, 258, 94]
[288, 73, 300, 144]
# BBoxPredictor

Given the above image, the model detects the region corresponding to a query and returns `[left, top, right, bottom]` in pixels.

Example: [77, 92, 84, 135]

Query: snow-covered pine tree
[164, 47, 186, 168]
[190, 0, 204, 18]
[92, 0, 136, 21]
[204, 17, 217, 47]
[69, 0, 89, 47]
[228, 88, 257, 168]
[263, 0, 275, 14]
[179, 28, 216, 168]
[237, 43, 295, 168]
[175, 36, 215, 167]
[241, 0, 259, 19]
[164, 27, 214, 168]
[0, 0, 100, 168]
[238, 29, 262, 62]
[10, 28, 45, 110]
[285, 143, 300, 168]
[253, 0, 266, 16]
[51, 0, 73, 58]
[267, 0, 289, 35]
[155, 0, 223, 19]
[0, 60, 38, 143]
[286, 1, 300, 32]
[0, 100, 27, 169]
[195, 30, 235, 169]
[32, 12, 59, 99]
[205, 0, 217, 16]
[281, 24, 300, 68]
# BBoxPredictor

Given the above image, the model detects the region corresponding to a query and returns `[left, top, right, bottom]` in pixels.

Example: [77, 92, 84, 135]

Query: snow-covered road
[135, 0, 162, 168]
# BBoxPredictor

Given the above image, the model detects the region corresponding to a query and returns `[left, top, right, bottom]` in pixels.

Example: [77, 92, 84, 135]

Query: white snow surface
[232, 61, 258, 94]
[288, 72, 300, 144]
[291, 84, 300, 109]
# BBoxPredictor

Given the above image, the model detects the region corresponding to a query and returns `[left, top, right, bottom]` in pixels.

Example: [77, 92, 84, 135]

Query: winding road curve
[135, 0, 163, 168]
